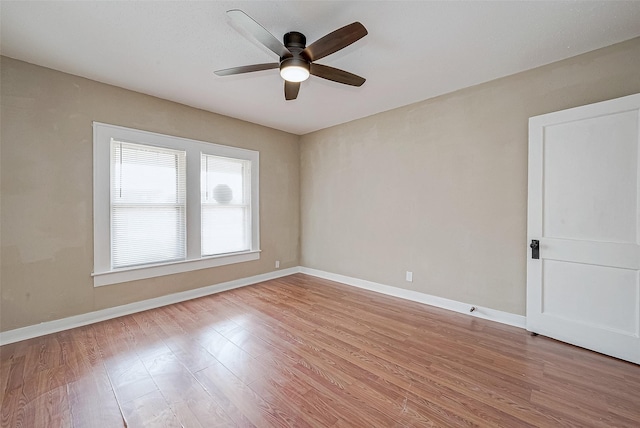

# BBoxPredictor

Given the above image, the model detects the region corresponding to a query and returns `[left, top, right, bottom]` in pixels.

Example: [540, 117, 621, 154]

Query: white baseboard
[0, 265, 525, 346]
[0, 267, 301, 346]
[299, 267, 526, 329]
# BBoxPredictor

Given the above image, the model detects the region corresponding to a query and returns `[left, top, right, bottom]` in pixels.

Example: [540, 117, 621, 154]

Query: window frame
[93, 122, 260, 287]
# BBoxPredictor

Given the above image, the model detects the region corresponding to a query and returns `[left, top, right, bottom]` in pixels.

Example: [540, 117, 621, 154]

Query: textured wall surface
[1, 57, 300, 331]
[300, 38, 640, 316]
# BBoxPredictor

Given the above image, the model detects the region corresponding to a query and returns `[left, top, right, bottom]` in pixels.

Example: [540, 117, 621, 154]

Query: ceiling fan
[215, 10, 368, 100]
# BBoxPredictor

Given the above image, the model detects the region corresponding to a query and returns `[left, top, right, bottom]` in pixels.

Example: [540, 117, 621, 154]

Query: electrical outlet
[406, 271, 413, 282]
[275, 260, 280, 269]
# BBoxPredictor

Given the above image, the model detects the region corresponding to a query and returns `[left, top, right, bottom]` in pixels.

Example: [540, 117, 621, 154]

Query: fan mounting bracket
[283, 31, 306, 51]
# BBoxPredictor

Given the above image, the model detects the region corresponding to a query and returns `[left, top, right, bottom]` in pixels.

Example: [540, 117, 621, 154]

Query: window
[201, 154, 251, 256]
[112, 141, 187, 268]
[93, 123, 259, 286]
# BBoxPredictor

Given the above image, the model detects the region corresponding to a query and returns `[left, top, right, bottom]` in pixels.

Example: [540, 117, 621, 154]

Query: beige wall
[2, 38, 640, 333]
[300, 38, 640, 316]
[1, 57, 300, 332]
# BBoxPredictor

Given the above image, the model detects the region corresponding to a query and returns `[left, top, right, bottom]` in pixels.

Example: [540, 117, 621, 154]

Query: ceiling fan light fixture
[280, 57, 310, 82]
[217, 10, 368, 100]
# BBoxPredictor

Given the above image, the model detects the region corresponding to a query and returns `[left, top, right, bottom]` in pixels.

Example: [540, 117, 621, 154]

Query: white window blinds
[111, 140, 186, 268]
[201, 154, 251, 256]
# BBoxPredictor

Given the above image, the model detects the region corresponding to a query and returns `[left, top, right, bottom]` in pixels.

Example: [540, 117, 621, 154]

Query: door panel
[527, 93, 640, 364]
[542, 260, 638, 335]
[543, 110, 639, 244]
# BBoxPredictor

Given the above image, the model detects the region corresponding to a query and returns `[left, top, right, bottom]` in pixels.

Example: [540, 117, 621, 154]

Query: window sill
[92, 250, 261, 287]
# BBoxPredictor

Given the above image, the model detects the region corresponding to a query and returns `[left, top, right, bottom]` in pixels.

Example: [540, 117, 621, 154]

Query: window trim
[93, 122, 260, 287]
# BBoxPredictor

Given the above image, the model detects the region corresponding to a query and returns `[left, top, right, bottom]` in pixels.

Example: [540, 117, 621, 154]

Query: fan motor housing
[281, 31, 309, 73]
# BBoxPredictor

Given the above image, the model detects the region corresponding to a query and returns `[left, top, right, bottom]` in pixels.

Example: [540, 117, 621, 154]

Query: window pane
[201, 206, 249, 255]
[201, 155, 247, 204]
[112, 206, 186, 267]
[111, 140, 186, 268]
[201, 154, 251, 256]
[113, 142, 185, 204]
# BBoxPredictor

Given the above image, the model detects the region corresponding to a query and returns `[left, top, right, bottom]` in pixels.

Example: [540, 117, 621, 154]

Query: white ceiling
[2, 1, 640, 135]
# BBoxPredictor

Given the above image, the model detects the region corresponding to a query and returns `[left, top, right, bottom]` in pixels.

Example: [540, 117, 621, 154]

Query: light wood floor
[1, 274, 639, 427]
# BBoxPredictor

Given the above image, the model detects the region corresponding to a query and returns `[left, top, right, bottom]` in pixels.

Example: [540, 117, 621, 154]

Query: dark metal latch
[530, 240, 540, 259]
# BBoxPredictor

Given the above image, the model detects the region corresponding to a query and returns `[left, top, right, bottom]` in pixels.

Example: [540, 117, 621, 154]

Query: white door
[527, 93, 640, 365]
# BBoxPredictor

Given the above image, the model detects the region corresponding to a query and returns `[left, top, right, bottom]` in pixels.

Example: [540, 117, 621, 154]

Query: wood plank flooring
[1, 273, 639, 427]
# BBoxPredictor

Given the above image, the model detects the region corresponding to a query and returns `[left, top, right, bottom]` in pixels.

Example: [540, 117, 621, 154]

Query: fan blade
[302, 22, 367, 61]
[310, 63, 365, 87]
[284, 81, 300, 100]
[214, 63, 279, 76]
[227, 10, 292, 59]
